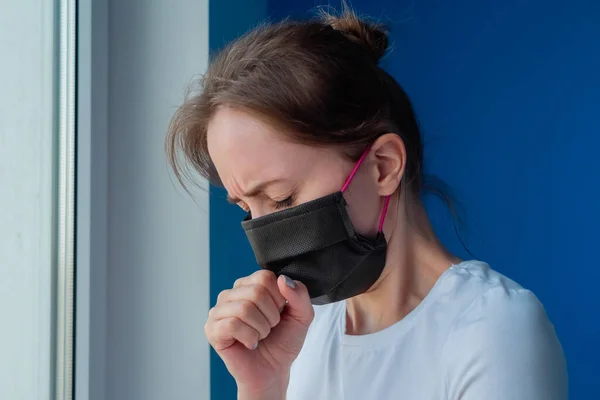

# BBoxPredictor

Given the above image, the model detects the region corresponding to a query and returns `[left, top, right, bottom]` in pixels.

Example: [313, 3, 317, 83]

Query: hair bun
[320, 7, 389, 63]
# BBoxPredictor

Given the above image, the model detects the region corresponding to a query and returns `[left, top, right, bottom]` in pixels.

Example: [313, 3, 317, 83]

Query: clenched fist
[205, 270, 314, 399]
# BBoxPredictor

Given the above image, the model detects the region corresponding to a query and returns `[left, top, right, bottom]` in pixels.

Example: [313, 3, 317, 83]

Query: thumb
[277, 275, 314, 326]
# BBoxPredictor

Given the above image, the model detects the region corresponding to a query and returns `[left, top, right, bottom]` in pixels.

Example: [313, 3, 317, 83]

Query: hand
[205, 270, 314, 399]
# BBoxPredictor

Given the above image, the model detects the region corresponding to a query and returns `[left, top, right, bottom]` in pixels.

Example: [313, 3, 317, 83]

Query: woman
[167, 8, 567, 400]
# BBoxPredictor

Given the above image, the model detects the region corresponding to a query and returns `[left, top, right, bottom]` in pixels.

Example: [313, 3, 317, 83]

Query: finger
[215, 289, 231, 305]
[206, 317, 260, 351]
[210, 300, 272, 340]
[234, 270, 287, 311]
[218, 284, 281, 328]
[277, 275, 314, 327]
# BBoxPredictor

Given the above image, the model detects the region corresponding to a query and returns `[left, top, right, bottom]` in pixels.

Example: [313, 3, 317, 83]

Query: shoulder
[443, 261, 548, 330]
[441, 261, 568, 399]
[444, 261, 557, 342]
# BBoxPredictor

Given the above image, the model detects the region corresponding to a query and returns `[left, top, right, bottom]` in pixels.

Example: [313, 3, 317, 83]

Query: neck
[345, 201, 461, 335]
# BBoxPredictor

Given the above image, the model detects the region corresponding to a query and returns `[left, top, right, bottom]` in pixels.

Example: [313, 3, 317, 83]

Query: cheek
[344, 177, 382, 237]
[293, 159, 349, 204]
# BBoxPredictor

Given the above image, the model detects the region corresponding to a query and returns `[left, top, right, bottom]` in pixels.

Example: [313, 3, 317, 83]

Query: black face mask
[241, 149, 390, 305]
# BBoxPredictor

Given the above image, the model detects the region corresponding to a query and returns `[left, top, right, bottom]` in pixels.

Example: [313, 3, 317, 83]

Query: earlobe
[371, 133, 406, 196]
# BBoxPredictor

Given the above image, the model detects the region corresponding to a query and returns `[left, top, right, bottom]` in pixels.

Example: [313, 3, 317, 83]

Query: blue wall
[212, 1, 600, 398]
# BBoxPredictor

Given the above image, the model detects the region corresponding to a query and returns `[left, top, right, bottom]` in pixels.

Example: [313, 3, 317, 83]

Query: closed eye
[270, 194, 295, 210]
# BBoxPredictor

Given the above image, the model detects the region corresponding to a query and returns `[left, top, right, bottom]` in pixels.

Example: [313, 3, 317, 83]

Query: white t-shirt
[287, 261, 567, 400]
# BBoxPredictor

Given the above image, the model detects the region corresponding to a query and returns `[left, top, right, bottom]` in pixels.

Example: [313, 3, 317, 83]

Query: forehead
[207, 107, 335, 185]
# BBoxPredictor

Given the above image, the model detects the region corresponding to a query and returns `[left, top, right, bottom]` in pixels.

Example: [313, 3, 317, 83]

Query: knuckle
[233, 278, 244, 288]
[255, 270, 276, 286]
[216, 289, 230, 304]
[204, 319, 217, 341]
[207, 307, 216, 320]
[270, 311, 281, 327]
[238, 300, 254, 316]
[223, 317, 239, 333]
[248, 284, 267, 302]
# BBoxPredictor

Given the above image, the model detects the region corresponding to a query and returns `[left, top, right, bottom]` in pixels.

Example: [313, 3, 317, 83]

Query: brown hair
[166, 6, 424, 198]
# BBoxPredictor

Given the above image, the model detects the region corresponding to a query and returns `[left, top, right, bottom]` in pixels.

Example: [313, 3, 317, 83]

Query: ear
[370, 133, 406, 196]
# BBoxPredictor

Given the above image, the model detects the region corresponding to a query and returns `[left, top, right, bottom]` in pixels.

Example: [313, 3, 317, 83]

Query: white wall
[0, 0, 56, 399]
[105, 0, 211, 399]
[76, 0, 109, 399]
[1, 0, 210, 398]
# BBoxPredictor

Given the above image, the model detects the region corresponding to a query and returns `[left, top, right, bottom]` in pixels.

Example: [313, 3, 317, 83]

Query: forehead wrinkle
[222, 171, 246, 203]
[208, 108, 337, 202]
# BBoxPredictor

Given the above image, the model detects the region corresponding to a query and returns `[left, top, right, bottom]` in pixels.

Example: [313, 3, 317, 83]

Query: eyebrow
[226, 178, 286, 204]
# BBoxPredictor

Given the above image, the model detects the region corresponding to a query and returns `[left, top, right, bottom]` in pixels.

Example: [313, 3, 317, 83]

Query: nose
[246, 202, 270, 219]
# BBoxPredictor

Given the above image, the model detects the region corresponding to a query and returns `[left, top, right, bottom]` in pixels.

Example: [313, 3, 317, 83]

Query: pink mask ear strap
[341, 148, 371, 193]
[378, 196, 391, 232]
[340, 147, 390, 233]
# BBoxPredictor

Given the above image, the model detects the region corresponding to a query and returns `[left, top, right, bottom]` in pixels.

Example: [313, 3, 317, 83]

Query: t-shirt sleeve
[443, 287, 568, 400]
